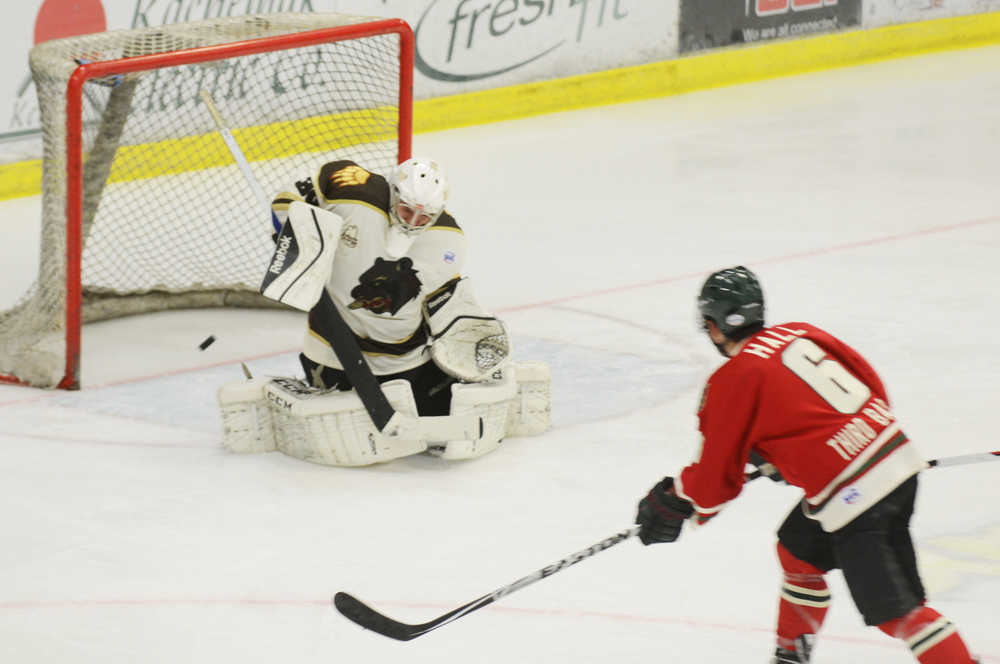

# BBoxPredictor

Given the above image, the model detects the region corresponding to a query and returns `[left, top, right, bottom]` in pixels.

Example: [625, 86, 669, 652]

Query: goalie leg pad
[265, 378, 427, 466]
[428, 361, 552, 459]
[218, 378, 277, 453]
[505, 362, 552, 437]
[435, 371, 519, 460]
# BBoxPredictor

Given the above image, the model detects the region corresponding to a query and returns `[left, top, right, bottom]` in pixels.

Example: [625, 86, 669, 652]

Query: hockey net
[0, 13, 413, 389]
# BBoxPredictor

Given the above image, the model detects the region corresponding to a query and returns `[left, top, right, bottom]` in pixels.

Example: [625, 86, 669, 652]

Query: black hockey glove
[635, 476, 695, 545]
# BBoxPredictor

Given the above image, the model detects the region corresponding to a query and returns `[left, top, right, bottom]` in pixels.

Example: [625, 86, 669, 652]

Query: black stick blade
[334, 592, 422, 641]
[334, 590, 493, 641]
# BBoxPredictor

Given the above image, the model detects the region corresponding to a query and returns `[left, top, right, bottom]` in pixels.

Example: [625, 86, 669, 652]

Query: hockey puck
[198, 335, 216, 351]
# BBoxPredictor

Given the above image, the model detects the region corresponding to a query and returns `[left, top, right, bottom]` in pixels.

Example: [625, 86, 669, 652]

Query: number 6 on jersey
[781, 338, 871, 414]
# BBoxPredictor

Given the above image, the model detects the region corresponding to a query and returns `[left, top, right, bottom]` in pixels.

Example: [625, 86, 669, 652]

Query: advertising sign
[679, 0, 862, 53]
[0, 1, 677, 164]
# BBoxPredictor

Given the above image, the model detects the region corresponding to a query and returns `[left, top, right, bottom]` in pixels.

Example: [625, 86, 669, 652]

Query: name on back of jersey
[740, 326, 808, 358]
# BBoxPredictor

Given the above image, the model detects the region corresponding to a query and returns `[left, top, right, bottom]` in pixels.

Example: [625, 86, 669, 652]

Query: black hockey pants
[776, 474, 926, 626]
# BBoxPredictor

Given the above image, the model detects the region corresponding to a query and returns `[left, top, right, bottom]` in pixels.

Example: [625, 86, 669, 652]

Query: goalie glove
[635, 476, 694, 545]
[424, 277, 510, 382]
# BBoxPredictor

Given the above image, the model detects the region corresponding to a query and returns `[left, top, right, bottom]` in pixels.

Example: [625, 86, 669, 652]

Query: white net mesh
[1, 13, 408, 388]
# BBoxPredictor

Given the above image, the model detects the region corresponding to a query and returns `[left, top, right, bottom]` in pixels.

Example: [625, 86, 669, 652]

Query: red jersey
[675, 322, 926, 532]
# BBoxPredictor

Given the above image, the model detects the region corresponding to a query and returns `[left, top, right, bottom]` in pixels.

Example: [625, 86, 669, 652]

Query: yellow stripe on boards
[413, 10, 1000, 132]
[0, 159, 42, 201]
[0, 106, 396, 200]
[107, 106, 397, 181]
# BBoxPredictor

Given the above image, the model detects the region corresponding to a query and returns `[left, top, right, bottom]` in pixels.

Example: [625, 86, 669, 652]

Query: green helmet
[698, 266, 765, 339]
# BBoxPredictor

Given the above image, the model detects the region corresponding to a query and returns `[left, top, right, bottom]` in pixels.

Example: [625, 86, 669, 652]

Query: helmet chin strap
[384, 224, 416, 259]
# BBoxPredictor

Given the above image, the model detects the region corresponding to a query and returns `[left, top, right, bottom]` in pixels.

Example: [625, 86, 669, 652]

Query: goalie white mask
[387, 157, 448, 233]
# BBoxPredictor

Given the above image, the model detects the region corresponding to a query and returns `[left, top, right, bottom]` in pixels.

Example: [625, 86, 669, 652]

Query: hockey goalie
[217, 157, 551, 466]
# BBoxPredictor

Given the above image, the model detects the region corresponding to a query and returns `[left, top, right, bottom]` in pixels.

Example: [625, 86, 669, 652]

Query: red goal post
[0, 14, 414, 389]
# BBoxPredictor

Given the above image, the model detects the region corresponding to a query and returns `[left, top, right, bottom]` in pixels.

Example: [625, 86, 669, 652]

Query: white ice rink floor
[1, 44, 999, 663]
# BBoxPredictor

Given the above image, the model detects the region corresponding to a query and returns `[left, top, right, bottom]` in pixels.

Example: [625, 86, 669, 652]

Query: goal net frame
[0, 15, 414, 390]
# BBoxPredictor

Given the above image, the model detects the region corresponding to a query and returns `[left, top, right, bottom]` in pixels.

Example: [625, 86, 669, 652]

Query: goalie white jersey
[224, 159, 553, 466]
[271, 160, 467, 376]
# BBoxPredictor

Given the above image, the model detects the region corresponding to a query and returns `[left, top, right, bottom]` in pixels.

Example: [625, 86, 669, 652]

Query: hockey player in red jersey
[634, 266, 979, 664]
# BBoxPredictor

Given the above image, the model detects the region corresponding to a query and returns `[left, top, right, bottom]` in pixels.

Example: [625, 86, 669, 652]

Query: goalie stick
[334, 526, 640, 641]
[200, 90, 482, 442]
[746, 450, 1000, 481]
[199, 90, 278, 232]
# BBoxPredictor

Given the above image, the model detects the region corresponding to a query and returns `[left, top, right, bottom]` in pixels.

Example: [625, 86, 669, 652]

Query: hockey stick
[926, 450, 1000, 468]
[199, 90, 279, 232]
[334, 525, 640, 641]
[200, 90, 482, 441]
[337, 448, 1000, 641]
[746, 450, 1000, 481]
[334, 474, 774, 640]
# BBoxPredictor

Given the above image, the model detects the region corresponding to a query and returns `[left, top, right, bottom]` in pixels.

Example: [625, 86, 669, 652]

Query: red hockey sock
[775, 543, 830, 650]
[877, 605, 976, 663]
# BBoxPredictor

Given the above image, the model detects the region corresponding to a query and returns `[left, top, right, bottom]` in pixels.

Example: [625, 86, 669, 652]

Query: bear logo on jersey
[348, 257, 422, 315]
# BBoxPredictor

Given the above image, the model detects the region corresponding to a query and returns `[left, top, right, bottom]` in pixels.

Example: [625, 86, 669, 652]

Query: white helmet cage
[388, 158, 449, 235]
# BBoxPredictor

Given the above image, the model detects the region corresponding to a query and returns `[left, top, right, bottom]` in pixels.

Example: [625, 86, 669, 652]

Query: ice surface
[1, 44, 998, 663]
